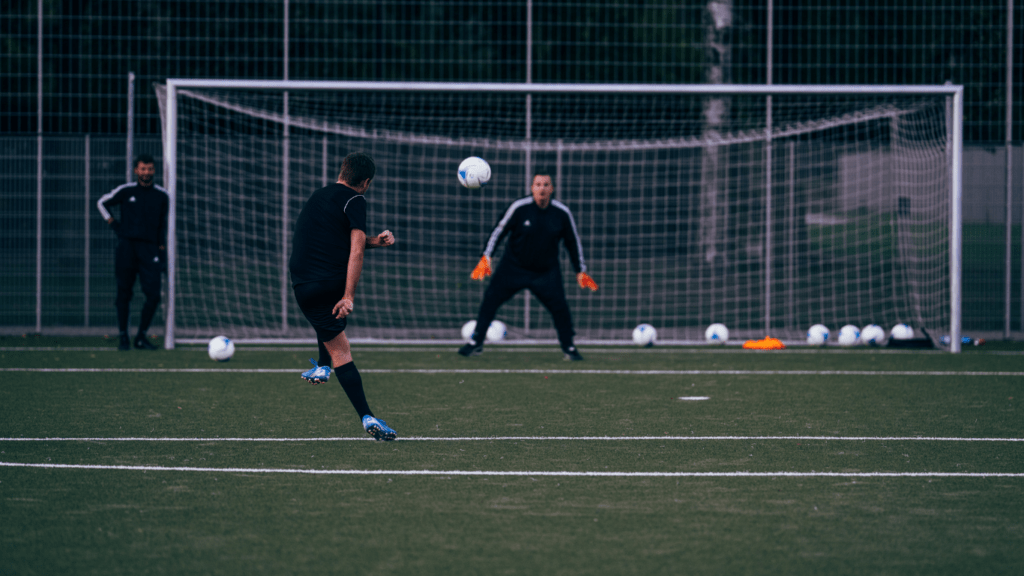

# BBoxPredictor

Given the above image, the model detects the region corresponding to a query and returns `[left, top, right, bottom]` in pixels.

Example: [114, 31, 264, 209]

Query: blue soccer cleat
[362, 415, 397, 441]
[301, 358, 331, 385]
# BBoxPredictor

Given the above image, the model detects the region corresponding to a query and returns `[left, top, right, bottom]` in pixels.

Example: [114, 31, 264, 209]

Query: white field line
[2, 367, 1024, 376]
[678, 396, 710, 400]
[1, 461, 1021, 478]
[14, 346, 1020, 355]
[2, 436, 1022, 442]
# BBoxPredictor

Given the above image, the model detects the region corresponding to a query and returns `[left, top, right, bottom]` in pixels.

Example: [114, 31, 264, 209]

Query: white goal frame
[162, 80, 964, 351]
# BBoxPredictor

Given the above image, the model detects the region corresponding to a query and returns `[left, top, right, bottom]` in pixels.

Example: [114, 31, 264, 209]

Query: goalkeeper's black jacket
[96, 182, 169, 246]
[481, 196, 587, 274]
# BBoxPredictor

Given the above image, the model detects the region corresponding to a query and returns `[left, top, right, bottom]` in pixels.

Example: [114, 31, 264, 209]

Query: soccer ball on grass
[461, 320, 507, 343]
[486, 320, 507, 342]
[705, 323, 729, 344]
[837, 324, 861, 346]
[860, 324, 886, 346]
[207, 335, 235, 362]
[806, 324, 830, 346]
[890, 323, 914, 340]
[457, 156, 492, 189]
[632, 323, 657, 347]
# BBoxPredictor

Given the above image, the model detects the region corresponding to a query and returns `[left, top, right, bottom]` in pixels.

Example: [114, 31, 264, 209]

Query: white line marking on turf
[3, 367, 1023, 376]
[1, 462, 1021, 477]
[2, 436, 1021, 442]
[5, 346, 1022, 355]
[678, 396, 710, 400]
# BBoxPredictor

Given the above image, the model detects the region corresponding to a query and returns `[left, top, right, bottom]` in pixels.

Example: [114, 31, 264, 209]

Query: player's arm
[472, 201, 519, 280]
[558, 205, 598, 291]
[96, 185, 127, 227]
[365, 230, 395, 249]
[334, 228, 366, 318]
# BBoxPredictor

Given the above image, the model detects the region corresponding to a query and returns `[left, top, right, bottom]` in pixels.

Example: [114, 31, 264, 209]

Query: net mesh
[157, 84, 952, 342]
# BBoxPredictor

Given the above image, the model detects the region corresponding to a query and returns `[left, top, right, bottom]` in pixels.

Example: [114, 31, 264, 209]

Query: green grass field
[1, 336, 1023, 575]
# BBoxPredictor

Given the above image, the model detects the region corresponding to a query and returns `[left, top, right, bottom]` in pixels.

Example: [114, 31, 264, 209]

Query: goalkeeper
[459, 171, 598, 361]
[289, 152, 398, 441]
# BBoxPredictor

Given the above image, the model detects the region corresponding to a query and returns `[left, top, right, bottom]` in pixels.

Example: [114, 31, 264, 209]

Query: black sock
[335, 362, 373, 419]
[317, 339, 331, 367]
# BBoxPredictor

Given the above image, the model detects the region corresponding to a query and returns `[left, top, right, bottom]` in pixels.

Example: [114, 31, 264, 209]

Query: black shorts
[293, 276, 348, 342]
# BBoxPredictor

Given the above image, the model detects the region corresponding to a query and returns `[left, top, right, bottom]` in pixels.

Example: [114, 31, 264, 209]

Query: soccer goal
[157, 81, 963, 351]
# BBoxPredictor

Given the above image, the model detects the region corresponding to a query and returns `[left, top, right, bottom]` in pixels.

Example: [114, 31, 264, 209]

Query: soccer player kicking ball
[289, 152, 397, 441]
[459, 171, 598, 360]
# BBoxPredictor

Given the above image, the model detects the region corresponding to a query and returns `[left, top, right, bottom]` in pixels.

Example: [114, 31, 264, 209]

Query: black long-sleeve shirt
[482, 197, 587, 274]
[97, 182, 169, 245]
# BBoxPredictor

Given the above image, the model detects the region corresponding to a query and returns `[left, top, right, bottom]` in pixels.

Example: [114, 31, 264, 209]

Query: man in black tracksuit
[96, 155, 169, 351]
[459, 172, 599, 360]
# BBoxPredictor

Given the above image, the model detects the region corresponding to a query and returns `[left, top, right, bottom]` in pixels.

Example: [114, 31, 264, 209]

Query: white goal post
[159, 80, 963, 351]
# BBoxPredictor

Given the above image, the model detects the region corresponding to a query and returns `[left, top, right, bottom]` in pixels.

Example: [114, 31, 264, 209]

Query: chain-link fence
[1, 0, 1021, 338]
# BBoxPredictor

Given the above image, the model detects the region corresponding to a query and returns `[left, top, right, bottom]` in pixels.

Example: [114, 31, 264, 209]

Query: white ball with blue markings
[860, 324, 885, 346]
[632, 323, 657, 347]
[838, 324, 861, 346]
[457, 156, 491, 189]
[807, 324, 830, 346]
[207, 335, 235, 361]
[890, 323, 914, 340]
[705, 323, 729, 344]
[461, 320, 478, 343]
[485, 320, 507, 342]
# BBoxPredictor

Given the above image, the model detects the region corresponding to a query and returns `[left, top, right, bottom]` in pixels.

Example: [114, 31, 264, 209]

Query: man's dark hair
[533, 169, 554, 179]
[339, 152, 376, 186]
[134, 154, 155, 167]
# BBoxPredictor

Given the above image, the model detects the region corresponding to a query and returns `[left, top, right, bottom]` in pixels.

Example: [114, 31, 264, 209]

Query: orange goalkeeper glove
[577, 272, 598, 291]
[470, 256, 492, 281]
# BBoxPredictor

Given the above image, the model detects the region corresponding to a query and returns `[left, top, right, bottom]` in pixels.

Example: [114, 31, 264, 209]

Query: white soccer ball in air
[207, 335, 235, 362]
[485, 320, 507, 343]
[860, 324, 886, 346]
[807, 324, 830, 346]
[890, 323, 914, 340]
[837, 324, 861, 346]
[705, 323, 729, 344]
[457, 156, 492, 189]
[632, 323, 657, 347]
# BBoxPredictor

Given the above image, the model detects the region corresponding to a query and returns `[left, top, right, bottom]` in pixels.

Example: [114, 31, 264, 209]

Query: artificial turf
[1, 338, 1022, 575]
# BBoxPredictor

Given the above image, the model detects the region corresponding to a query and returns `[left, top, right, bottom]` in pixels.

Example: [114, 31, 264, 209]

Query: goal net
[157, 82, 962, 348]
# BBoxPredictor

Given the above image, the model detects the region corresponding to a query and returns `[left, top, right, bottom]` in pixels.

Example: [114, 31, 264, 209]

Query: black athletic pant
[115, 239, 163, 335]
[473, 260, 575, 348]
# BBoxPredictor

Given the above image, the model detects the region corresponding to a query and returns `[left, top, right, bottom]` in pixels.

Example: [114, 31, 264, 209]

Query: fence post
[126, 71, 135, 183]
[84, 135, 91, 327]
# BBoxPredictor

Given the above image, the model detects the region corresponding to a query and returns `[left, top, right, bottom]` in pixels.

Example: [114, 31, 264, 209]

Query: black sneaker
[134, 335, 159, 350]
[118, 333, 131, 351]
[562, 345, 584, 361]
[458, 342, 484, 357]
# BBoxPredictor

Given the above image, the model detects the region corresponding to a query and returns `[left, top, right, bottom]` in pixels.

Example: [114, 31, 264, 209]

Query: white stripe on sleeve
[96, 183, 134, 222]
[483, 197, 534, 258]
[551, 199, 586, 273]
